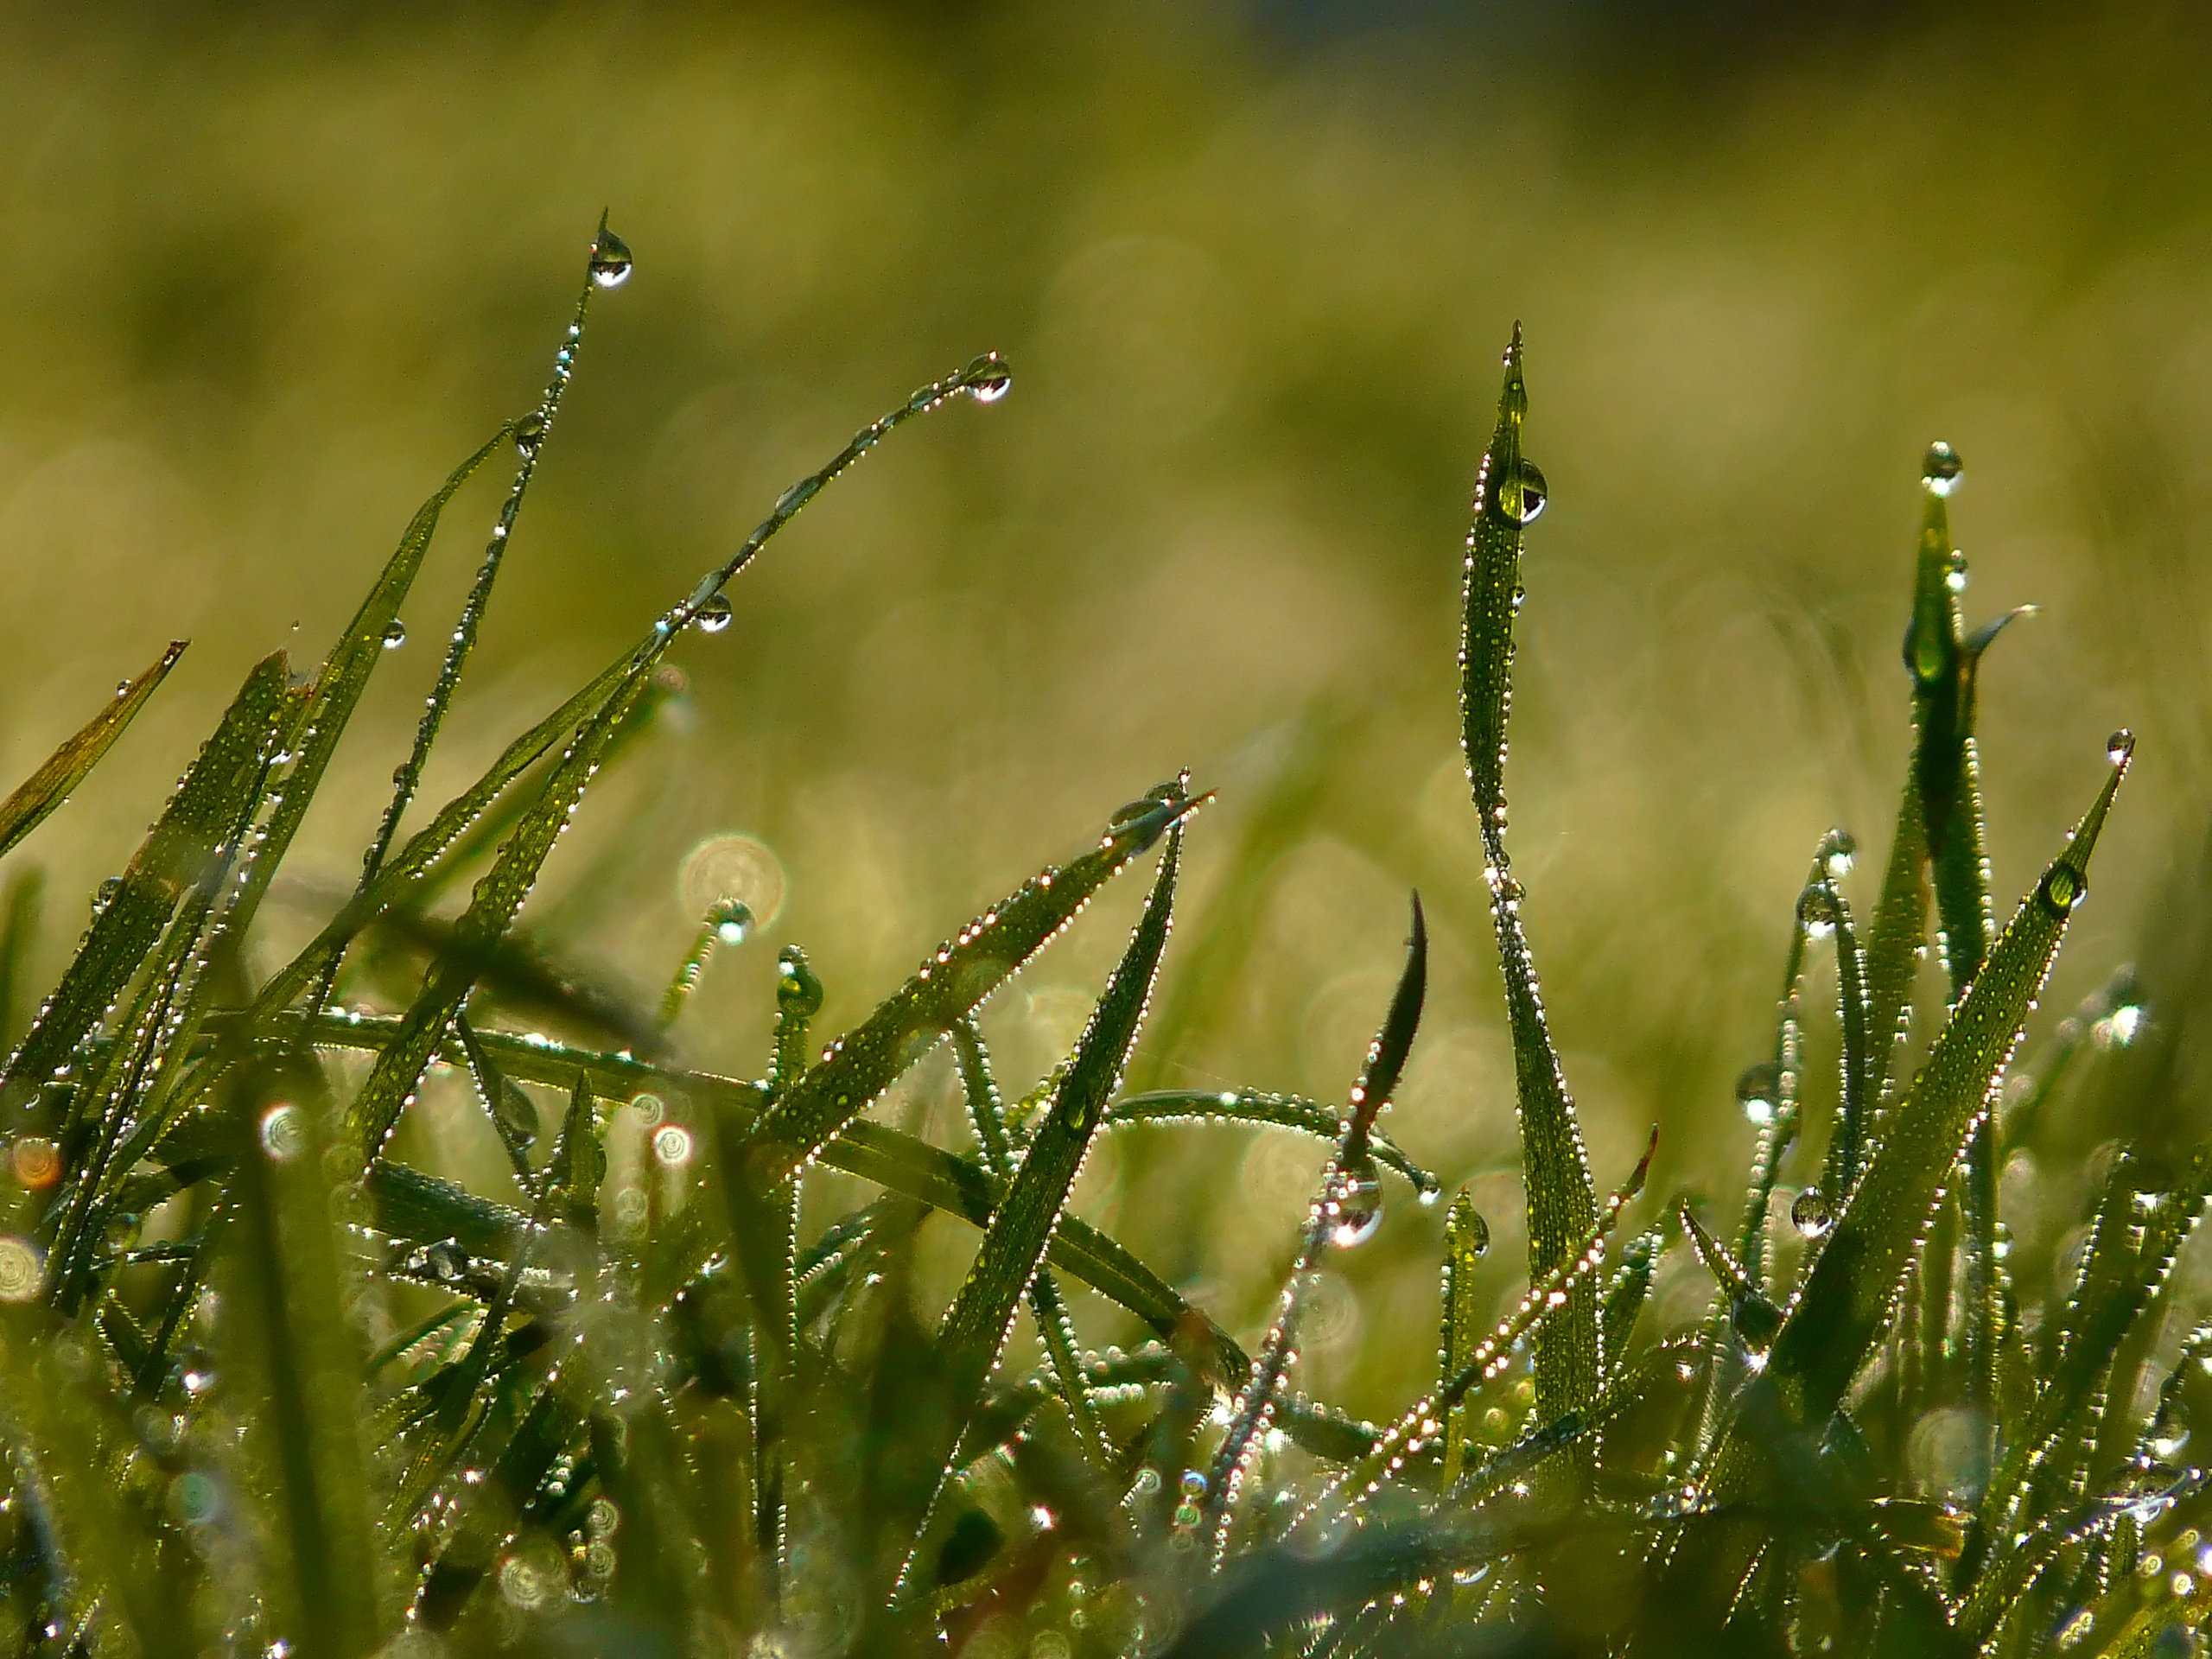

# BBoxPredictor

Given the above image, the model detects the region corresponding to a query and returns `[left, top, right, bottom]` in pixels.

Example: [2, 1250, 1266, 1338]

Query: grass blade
[743, 787, 1200, 1187]
[1728, 737, 2131, 1465]
[1459, 325, 1601, 1421]
[1107, 1089, 1437, 1196]
[1440, 1189, 1492, 1492]
[0, 640, 186, 861]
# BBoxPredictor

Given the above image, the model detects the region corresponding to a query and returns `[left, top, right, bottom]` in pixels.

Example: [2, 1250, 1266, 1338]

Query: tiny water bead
[381, 620, 406, 650]
[2109, 728, 2137, 765]
[693, 594, 734, 634]
[1327, 1154, 1384, 1249]
[1736, 1061, 1783, 1125]
[588, 229, 633, 289]
[1796, 883, 1840, 940]
[514, 410, 548, 457]
[1819, 828, 1857, 880]
[1923, 440, 1966, 497]
[1789, 1188, 1833, 1239]
[1946, 549, 1969, 594]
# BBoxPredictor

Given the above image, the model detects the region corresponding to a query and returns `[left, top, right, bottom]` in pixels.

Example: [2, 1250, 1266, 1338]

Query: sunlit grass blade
[1600, 1226, 1659, 1372]
[1459, 325, 1601, 1421]
[1440, 1188, 1491, 1490]
[2, 652, 290, 1116]
[903, 808, 1188, 1599]
[219, 1055, 384, 1658]
[1290, 1128, 1654, 1532]
[1107, 1088, 1437, 1195]
[0, 639, 185, 862]
[1861, 772, 1929, 1118]
[744, 787, 1201, 1188]
[1726, 738, 2131, 1471]
[1202, 895, 1425, 1566]
[1821, 869, 1872, 1203]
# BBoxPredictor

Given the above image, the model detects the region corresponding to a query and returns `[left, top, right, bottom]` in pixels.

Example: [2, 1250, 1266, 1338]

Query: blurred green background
[3, 1, 2210, 1422]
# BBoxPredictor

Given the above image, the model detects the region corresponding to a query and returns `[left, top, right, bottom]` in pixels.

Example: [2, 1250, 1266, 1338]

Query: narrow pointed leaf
[0, 640, 186, 861]
[1105, 1089, 1436, 1194]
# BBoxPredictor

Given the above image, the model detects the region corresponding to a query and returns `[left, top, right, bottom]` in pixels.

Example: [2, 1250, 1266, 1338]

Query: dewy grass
[0, 221, 2198, 1659]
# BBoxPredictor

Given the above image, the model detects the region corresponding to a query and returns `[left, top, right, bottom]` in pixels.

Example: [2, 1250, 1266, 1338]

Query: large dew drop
[515, 410, 548, 457]
[694, 594, 734, 634]
[966, 359, 1013, 404]
[1923, 441, 1965, 497]
[2107, 728, 2136, 766]
[1328, 1153, 1384, 1249]
[382, 620, 407, 650]
[1736, 1061, 1782, 1126]
[1796, 883, 1840, 941]
[589, 230, 633, 289]
[1789, 1187, 1833, 1238]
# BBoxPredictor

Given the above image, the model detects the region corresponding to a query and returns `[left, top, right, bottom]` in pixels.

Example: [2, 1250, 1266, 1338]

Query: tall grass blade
[1440, 1188, 1491, 1491]
[1460, 326, 1601, 1421]
[0, 640, 185, 861]
[0, 865, 42, 1051]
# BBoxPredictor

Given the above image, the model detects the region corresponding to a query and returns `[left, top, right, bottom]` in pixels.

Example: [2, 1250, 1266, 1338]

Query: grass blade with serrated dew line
[1459, 324, 1602, 1421]
[0, 640, 185, 862]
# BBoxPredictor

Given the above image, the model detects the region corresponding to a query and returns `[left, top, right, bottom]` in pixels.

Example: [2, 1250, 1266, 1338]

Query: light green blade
[0, 639, 185, 861]
[1459, 323, 1599, 1420]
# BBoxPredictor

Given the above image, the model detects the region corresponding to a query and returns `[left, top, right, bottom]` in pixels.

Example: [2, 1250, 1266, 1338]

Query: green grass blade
[744, 788, 1200, 1187]
[0, 640, 186, 861]
[2, 652, 290, 1115]
[1600, 1227, 1660, 1370]
[1107, 1089, 1437, 1195]
[1459, 326, 1600, 1421]
[225, 426, 512, 945]
[1860, 772, 1929, 1116]
[1440, 1188, 1492, 1490]
[220, 1057, 385, 1657]
[1733, 739, 2130, 1458]
[0, 864, 42, 1052]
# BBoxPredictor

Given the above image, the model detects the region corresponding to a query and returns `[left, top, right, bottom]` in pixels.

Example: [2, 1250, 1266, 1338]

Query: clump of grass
[0, 222, 2196, 1659]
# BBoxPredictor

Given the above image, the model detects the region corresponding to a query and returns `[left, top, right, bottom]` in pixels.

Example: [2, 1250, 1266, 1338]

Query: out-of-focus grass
[3, 1, 2209, 1423]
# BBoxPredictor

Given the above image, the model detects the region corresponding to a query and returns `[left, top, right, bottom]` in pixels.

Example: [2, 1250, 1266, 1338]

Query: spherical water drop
[514, 410, 548, 457]
[1796, 883, 1840, 940]
[1328, 1154, 1384, 1249]
[966, 360, 1013, 404]
[1736, 1061, 1782, 1125]
[381, 621, 407, 650]
[92, 876, 121, 917]
[1923, 441, 1965, 497]
[711, 900, 753, 946]
[588, 230, 633, 289]
[1789, 1188, 1833, 1238]
[694, 594, 734, 634]
[424, 1240, 470, 1283]
[1819, 828, 1857, 880]
[1491, 457, 1548, 524]
[2108, 728, 2136, 765]
[1179, 1469, 1207, 1498]
[2039, 865, 2085, 918]
[1946, 550, 1969, 594]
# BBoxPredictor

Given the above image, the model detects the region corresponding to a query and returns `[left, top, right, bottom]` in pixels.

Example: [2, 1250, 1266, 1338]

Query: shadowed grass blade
[1726, 738, 2130, 1471]
[0, 639, 185, 861]
[1459, 326, 1600, 1421]
[2, 652, 290, 1115]
[744, 788, 1200, 1188]
[0, 865, 42, 1050]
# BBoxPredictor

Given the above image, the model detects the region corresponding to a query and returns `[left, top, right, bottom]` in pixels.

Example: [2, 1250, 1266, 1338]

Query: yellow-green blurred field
[3, 3, 2209, 1423]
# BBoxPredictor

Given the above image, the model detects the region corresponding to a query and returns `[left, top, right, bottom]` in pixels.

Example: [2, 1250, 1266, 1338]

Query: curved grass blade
[0, 640, 186, 862]
[744, 788, 1201, 1188]
[2, 652, 290, 1115]
[1726, 739, 2131, 1471]
[1459, 326, 1600, 1420]
[1107, 1089, 1436, 1196]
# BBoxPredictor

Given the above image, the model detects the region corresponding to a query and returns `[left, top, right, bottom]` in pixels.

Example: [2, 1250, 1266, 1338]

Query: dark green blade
[1859, 771, 1929, 1116]
[743, 790, 1199, 1186]
[2, 652, 290, 1114]
[1109, 1089, 1436, 1196]
[1459, 324, 1600, 1420]
[1439, 1189, 1492, 1491]
[1726, 741, 2129, 1465]
[0, 639, 185, 861]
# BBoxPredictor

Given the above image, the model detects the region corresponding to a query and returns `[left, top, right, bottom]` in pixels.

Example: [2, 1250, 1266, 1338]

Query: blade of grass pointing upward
[894, 790, 1195, 1607]
[0, 639, 185, 861]
[1460, 324, 1601, 1421]
[1717, 734, 2131, 1484]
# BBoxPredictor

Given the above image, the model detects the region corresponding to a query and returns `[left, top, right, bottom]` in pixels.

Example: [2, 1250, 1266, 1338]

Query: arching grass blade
[0, 640, 185, 862]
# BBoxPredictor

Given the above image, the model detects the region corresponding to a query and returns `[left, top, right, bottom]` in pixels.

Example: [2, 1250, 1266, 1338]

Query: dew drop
[1179, 1469, 1207, 1498]
[1923, 441, 1965, 497]
[1328, 1153, 1384, 1249]
[1796, 883, 1840, 941]
[1789, 1187, 1833, 1239]
[514, 410, 548, 457]
[1820, 828, 1857, 880]
[712, 900, 753, 946]
[2039, 865, 2085, 918]
[424, 1240, 470, 1283]
[2108, 728, 2136, 765]
[694, 594, 734, 634]
[1946, 549, 1969, 594]
[588, 230, 633, 289]
[966, 359, 1013, 404]
[1736, 1061, 1782, 1126]
[381, 620, 407, 650]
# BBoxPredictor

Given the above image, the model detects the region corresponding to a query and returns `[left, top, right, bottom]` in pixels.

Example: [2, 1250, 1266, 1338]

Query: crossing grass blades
[0, 222, 2197, 1658]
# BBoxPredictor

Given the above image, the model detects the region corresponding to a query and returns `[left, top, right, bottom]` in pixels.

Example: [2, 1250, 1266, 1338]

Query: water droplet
[588, 230, 633, 289]
[1790, 1188, 1832, 1238]
[711, 900, 753, 946]
[259, 1103, 305, 1163]
[1797, 883, 1840, 940]
[1923, 441, 1965, 497]
[2108, 728, 2136, 765]
[92, 875, 121, 916]
[694, 594, 734, 634]
[381, 620, 407, 650]
[424, 1240, 470, 1283]
[1328, 1153, 1384, 1248]
[1736, 1062, 1782, 1125]
[1820, 828, 1857, 880]
[10, 1136, 60, 1192]
[514, 410, 548, 456]
[1946, 549, 1969, 593]
[1179, 1469, 1207, 1497]
[966, 359, 1012, 404]
[2039, 865, 2085, 918]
